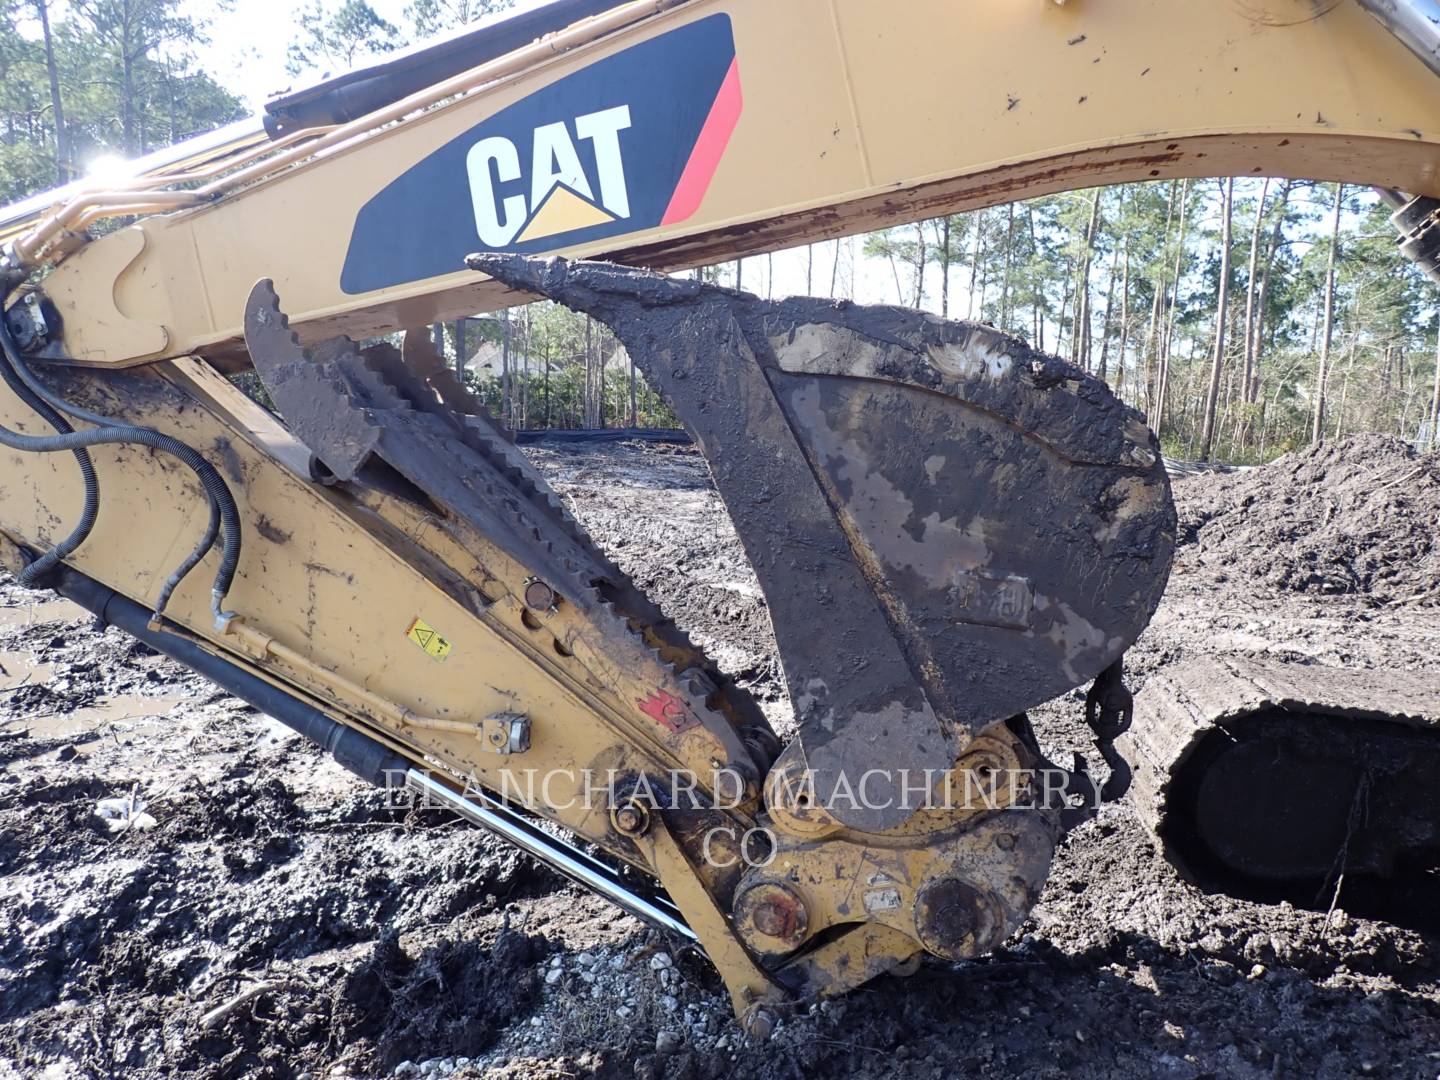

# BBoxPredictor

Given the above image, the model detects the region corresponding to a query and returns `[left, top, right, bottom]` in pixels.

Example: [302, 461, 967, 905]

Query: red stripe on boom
[661, 57, 742, 226]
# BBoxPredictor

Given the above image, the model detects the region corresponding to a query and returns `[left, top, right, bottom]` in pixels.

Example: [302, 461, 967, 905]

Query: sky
[196, 0, 551, 109]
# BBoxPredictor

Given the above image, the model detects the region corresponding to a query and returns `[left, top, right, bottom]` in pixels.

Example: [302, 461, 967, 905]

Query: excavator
[1, 0, 1439, 1035]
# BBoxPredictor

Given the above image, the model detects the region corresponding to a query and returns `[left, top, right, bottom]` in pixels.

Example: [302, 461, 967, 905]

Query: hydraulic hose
[0, 310, 241, 617]
[1, 338, 229, 612]
[0, 325, 98, 588]
[154, 498, 220, 616]
[5, 339, 127, 430]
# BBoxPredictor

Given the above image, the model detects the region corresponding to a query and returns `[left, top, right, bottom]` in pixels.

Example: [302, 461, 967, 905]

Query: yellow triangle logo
[516, 184, 617, 245]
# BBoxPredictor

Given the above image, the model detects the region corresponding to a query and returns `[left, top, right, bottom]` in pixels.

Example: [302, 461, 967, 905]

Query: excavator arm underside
[0, 255, 1173, 1023]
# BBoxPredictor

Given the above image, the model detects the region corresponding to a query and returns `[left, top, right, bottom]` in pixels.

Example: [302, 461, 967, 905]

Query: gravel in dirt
[2, 434, 1438, 1079]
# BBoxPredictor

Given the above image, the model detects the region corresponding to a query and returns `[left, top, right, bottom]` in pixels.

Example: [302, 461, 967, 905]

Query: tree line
[1, 0, 244, 198]
[464, 178, 1440, 457]
[437, 305, 677, 432]
[859, 180, 1440, 462]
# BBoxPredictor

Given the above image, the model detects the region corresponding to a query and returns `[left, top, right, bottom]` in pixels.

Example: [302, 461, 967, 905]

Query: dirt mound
[1173, 435, 1440, 605]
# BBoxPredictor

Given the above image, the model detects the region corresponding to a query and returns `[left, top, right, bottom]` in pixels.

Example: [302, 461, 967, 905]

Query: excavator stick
[0, 252, 1175, 1027]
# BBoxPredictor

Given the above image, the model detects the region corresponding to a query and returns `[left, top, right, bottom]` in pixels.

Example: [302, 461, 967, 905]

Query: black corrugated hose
[0, 301, 241, 617]
[0, 320, 98, 588]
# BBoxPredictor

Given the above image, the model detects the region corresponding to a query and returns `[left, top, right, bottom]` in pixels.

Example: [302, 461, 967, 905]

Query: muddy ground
[2, 435, 1439, 1079]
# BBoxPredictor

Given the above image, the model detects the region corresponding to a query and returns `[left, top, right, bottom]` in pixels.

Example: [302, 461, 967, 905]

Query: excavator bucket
[470, 255, 1177, 831]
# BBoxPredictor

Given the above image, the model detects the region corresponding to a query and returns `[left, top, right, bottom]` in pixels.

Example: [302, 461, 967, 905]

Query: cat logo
[467, 105, 634, 248]
[342, 14, 741, 295]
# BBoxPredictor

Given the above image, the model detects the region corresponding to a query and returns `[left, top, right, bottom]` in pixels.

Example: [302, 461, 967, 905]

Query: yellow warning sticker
[405, 616, 452, 661]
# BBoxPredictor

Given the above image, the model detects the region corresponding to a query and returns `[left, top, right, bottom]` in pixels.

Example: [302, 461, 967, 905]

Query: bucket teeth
[241, 280, 382, 482]
[242, 279, 767, 759]
[388, 323, 748, 718]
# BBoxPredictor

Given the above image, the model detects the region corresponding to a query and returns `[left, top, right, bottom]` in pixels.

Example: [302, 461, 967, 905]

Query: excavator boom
[6, 0, 1440, 366]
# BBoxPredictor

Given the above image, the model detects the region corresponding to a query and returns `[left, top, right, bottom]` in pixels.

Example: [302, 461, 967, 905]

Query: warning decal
[405, 616, 453, 661]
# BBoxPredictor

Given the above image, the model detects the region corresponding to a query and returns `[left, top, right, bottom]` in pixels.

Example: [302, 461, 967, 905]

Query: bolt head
[913, 878, 1004, 960]
[612, 802, 648, 836]
[735, 883, 809, 953]
[741, 1006, 776, 1040]
[750, 901, 796, 939]
[523, 578, 557, 611]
